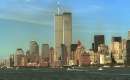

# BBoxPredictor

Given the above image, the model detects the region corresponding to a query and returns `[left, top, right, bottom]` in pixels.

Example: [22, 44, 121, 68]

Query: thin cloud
[73, 5, 103, 14]
[0, 14, 51, 26]
[0, 4, 55, 26]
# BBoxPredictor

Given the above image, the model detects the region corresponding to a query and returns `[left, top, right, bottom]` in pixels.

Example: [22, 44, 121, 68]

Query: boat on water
[67, 68, 84, 71]
[67, 68, 71, 71]
[98, 67, 103, 71]
[103, 65, 110, 68]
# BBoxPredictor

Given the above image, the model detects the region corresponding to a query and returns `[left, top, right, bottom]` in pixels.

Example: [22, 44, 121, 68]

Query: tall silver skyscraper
[54, 1, 72, 65]
[63, 12, 72, 61]
[55, 13, 72, 63]
[55, 14, 63, 59]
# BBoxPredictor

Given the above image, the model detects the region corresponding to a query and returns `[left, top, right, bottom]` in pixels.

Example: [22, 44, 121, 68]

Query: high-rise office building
[29, 40, 39, 63]
[111, 37, 124, 64]
[128, 31, 130, 40]
[74, 41, 85, 66]
[61, 44, 68, 65]
[54, 1, 72, 65]
[55, 12, 72, 65]
[49, 47, 58, 67]
[55, 14, 63, 59]
[94, 35, 105, 52]
[63, 12, 72, 61]
[126, 40, 130, 66]
[112, 37, 122, 42]
[41, 44, 49, 59]
[14, 48, 25, 67]
[71, 44, 78, 61]
[122, 39, 127, 64]
[8, 54, 14, 67]
[98, 44, 109, 64]
[49, 47, 54, 67]
[71, 44, 78, 52]
[92, 43, 95, 51]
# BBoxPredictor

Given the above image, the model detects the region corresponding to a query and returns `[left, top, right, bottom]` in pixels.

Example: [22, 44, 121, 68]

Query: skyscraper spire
[57, 0, 60, 15]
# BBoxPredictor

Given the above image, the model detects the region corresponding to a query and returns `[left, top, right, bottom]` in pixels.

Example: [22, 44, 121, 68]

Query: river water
[0, 67, 130, 80]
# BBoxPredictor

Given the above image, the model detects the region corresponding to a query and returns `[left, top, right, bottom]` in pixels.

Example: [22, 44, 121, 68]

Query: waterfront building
[88, 50, 95, 65]
[80, 52, 91, 66]
[122, 39, 127, 64]
[128, 31, 130, 40]
[54, 3, 72, 65]
[49, 47, 54, 67]
[29, 40, 39, 64]
[94, 35, 105, 52]
[39, 58, 49, 67]
[61, 44, 68, 65]
[41, 44, 49, 58]
[7, 54, 14, 67]
[98, 44, 109, 64]
[71, 44, 78, 62]
[0, 59, 7, 67]
[99, 54, 105, 64]
[55, 14, 63, 60]
[92, 43, 95, 51]
[126, 40, 130, 66]
[25, 50, 32, 66]
[14, 48, 25, 67]
[49, 47, 58, 67]
[41, 44, 49, 62]
[111, 37, 124, 64]
[74, 41, 85, 66]
[55, 12, 72, 65]
[63, 12, 72, 64]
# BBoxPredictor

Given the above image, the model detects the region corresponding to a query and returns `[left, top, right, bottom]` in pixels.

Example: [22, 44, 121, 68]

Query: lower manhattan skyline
[1, 0, 130, 58]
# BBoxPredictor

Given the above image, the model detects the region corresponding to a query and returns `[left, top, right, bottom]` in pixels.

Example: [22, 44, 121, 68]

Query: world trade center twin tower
[55, 12, 72, 65]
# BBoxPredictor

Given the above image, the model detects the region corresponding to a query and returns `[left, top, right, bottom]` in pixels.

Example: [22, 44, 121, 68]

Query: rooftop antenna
[57, 0, 60, 15]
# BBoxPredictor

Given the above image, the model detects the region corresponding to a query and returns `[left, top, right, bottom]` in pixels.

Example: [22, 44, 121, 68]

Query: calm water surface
[0, 68, 130, 80]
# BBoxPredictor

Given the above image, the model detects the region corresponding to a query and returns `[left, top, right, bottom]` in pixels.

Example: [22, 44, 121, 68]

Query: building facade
[29, 40, 39, 64]
[55, 15, 63, 59]
[41, 44, 49, 60]
[111, 37, 124, 64]
[94, 35, 105, 52]
[126, 40, 130, 66]
[63, 12, 72, 63]
[14, 48, 26, 67]
[61, 44, 68, 65]
[55, 12, 72, 65]
[128, 31, 130, 40]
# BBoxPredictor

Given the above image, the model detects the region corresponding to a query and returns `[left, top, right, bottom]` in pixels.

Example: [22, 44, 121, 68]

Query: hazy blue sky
[0, 0, 130, 58]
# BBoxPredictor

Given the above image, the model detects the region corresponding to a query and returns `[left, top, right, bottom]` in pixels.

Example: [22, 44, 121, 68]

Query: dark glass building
[94, 35, 105, 52]
[112, 37, 122, 42]
[71, 44, 78, 52]
[92, 43, 95, 51]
